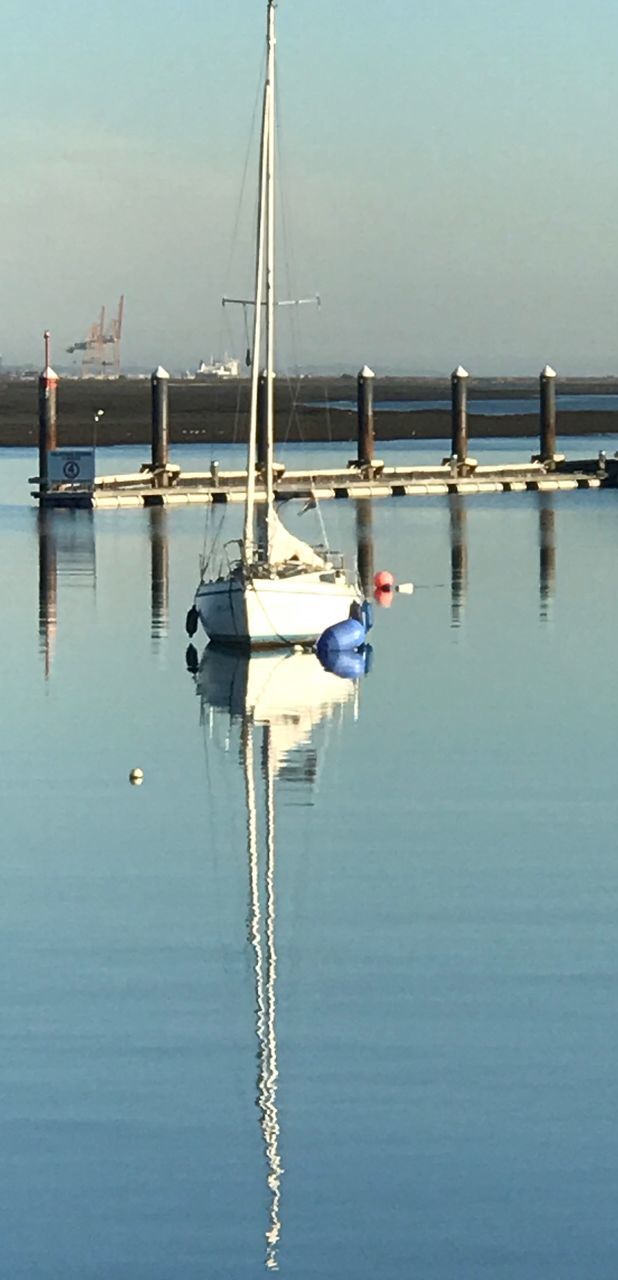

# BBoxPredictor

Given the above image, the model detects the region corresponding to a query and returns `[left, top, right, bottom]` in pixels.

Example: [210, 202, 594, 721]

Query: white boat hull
[195, 571, 361, 647]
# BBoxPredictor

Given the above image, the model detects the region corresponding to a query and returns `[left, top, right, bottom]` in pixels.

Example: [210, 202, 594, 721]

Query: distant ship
[195, 354, 240, 380]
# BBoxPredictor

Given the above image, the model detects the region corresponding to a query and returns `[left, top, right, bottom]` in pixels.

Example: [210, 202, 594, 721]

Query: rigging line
[274, 80, 320, 452]
[274, 78, 300, 338]
[200, 500, 212, 569]
[280, 368, 297, 447]
[289, 370, 306, 442]
[312, 484, 329, 552]
[201, 505, 227, 578]
[275, 76, 320, 388]
[221, 53, 266, 298]
[232, 372, 243, 447]
[275, 89, 304, 407]
[220, 296, 245, 447]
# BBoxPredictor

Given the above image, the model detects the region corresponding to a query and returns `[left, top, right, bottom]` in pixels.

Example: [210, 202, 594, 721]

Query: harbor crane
[67, 296, 124, 377]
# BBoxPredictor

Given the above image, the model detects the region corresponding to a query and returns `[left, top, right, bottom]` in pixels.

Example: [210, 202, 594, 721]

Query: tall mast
[242, 3, 272, 564]
[265, 0, 276, 562]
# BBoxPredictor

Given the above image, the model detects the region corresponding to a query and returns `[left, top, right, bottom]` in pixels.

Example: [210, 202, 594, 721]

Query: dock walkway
[35, 456, 613, 509]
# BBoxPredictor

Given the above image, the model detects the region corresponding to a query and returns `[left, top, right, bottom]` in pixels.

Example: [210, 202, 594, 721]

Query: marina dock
[31, 359, 617, 508]
[62, 459, 608, 510]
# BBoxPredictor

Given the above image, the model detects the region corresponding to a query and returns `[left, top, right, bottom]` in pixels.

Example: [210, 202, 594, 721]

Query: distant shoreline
[2, 375, 618, 447]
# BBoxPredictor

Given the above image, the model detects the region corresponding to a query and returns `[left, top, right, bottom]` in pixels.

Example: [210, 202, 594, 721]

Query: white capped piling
[151, 365, 170, 480]
[451, 365, 469, 468]
[357, 365, 375, 467]
[539, 365, 557, 465]
[38, 331, 58, 494]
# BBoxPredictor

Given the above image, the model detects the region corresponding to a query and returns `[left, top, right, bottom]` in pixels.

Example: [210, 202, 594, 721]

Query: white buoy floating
[129, 768, 144, 786]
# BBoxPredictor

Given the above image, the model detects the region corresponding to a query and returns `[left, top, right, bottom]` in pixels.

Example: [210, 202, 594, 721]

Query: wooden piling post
[539, 365, 557, 466]
[451, 365, 469, 469]
[38, 331, 58, 494]
[357, 365, 375, 468]
[151, 365, 170, 482]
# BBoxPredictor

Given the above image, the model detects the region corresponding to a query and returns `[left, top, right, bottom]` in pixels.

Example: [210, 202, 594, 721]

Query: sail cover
[269, 509, 327, 570]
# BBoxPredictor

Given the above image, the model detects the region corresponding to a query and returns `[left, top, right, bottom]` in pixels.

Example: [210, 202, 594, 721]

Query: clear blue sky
[3, 0, 618, 373]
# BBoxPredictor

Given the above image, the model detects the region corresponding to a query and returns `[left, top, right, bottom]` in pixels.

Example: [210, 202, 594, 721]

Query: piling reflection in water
[38, 510, 58, 680]
[355, 499, 375, 597]
[148, 506, 169, 648]
[449, 496, 468, 628]
[539, 493, 556, 622]
[37, 510, 96, 679]
[195, 646, 365, 1270]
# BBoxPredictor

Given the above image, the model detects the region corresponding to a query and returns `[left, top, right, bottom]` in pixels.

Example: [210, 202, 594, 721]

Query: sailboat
[195, 644, 361, 1269]
[193, 0, 362, 648]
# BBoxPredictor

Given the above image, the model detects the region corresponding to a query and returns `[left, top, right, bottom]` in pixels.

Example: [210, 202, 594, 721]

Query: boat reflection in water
[194, 644, 369, 1270]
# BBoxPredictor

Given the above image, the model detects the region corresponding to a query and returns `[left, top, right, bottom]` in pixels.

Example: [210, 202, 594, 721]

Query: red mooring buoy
[373, 569, 395, 591]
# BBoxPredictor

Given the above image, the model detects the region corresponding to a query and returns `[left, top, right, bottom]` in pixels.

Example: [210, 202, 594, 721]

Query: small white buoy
[395, 582, 415, 595]
[129, 768, 144, 786]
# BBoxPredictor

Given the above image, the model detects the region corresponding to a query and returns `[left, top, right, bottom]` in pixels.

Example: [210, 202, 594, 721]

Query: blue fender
[316, 616, 366, 660]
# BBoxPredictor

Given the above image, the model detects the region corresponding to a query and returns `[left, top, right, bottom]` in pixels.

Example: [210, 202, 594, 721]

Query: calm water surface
[1, 440, 618, 1278]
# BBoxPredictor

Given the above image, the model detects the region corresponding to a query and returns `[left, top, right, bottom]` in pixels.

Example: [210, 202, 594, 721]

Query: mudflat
[2, 374, 618, 447]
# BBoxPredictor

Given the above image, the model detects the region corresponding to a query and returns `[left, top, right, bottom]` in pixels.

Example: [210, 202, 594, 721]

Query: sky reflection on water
[2, 444, 618, 1278]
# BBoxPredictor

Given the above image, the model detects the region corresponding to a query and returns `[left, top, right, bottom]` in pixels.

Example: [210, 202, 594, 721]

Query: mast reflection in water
[195, 646, 367, 1270]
